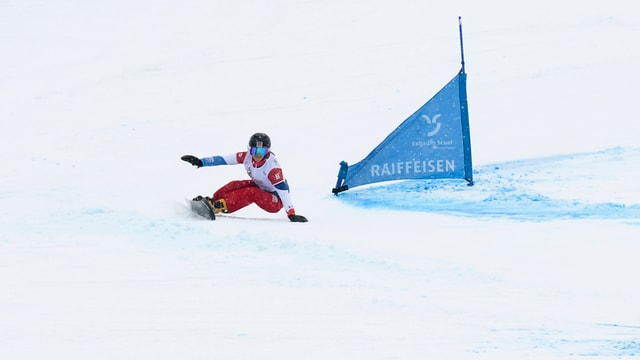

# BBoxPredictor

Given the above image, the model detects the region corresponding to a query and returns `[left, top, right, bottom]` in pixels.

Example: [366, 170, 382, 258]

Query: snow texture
[1, 0, 639, 359]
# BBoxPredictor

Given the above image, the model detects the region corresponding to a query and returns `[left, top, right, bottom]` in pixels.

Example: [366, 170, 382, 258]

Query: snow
[1, 0, 640, 358]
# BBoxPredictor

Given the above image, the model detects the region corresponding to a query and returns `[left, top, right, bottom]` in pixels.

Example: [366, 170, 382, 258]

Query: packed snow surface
[1, 0, 639, 358]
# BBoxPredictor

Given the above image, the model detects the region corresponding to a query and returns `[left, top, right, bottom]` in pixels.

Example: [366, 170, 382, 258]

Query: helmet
[248, 132, 271, 148]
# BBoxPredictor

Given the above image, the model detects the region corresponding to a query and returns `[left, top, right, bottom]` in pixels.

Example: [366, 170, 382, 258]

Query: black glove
[288, 214, 308, 223]
[181, 155, 203, 168]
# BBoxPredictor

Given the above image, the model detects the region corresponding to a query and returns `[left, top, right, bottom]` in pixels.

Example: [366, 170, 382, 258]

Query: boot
[206, 197, 228, 214]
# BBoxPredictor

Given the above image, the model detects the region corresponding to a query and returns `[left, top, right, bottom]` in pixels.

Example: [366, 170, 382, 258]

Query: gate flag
[332, 69, 473, 194]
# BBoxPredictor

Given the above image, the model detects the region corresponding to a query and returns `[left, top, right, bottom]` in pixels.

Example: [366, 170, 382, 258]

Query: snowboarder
[181, 132, 308, 222]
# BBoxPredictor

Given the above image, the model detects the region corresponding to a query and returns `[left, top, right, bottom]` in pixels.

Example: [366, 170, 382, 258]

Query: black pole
[458, 16, 466, 74]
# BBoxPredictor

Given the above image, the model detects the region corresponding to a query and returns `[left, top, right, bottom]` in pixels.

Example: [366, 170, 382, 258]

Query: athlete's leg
[214, 180, 283, 213]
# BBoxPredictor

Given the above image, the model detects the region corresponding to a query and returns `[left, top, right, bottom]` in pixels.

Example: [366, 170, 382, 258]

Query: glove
[288, 214, 308, 223]
[181, 155, 203, 168]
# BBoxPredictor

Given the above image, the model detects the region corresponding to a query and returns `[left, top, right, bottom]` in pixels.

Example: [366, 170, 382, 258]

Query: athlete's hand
[288, 214, 308, 222]
[181, 155, 203, 168]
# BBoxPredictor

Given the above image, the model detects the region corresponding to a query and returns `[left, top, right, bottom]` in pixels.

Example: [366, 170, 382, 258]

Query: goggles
[250, 146, 269, 157]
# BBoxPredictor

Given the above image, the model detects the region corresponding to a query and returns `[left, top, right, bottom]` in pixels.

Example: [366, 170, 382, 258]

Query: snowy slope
[1, 0, 640, 359]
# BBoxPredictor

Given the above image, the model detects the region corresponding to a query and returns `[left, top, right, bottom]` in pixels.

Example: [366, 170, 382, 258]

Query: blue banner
[333, 71, 473, 193]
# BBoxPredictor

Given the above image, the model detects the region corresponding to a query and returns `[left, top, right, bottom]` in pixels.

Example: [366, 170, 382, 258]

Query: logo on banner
[411, 113, 455, 150]
[422, 114, 441, 137]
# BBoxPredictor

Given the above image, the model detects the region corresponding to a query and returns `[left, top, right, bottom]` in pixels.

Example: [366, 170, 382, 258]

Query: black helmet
[248, 132, 271, 148]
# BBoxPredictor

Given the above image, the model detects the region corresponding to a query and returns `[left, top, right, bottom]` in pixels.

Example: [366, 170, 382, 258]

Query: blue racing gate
[333, 18, 473, 194]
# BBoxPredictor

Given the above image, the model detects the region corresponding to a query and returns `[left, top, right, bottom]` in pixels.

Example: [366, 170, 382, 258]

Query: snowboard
[190, 196, 216, 220]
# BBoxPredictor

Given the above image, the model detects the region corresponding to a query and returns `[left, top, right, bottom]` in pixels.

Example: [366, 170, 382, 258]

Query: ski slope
[1, 0, 639, 358]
